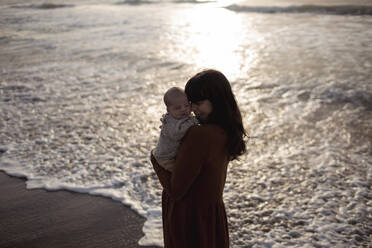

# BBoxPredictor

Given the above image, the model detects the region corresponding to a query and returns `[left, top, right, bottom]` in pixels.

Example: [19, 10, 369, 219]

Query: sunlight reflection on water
[167, 3, 258, 80]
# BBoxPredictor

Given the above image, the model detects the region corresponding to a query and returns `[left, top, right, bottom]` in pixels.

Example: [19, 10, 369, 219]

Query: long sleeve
[170, 125, 210, 201]
[163, 116, 198, 141]
[151, 152, 171, 192]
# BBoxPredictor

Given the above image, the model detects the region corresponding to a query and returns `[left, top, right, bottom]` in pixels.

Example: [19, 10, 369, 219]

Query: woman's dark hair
[185, 69, 246, 161]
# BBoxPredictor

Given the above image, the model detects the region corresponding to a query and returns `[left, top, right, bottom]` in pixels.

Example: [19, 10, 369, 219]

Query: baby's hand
[160, 114, 167, 124]
[159, 114, 166, 129]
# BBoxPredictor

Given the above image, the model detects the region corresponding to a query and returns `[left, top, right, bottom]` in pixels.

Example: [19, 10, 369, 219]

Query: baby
[153, 87, 199, 172]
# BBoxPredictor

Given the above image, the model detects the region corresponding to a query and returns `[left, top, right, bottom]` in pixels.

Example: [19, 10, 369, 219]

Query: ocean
[1, 0, 372, 247]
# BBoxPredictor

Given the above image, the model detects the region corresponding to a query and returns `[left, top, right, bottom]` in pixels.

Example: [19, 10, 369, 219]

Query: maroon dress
[151, 124, 230, 248]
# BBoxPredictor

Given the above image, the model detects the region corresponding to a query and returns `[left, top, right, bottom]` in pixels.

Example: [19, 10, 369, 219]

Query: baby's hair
[163, 87, 186, 107]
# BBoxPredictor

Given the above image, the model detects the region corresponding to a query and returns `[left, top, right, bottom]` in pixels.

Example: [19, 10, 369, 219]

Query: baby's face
[167, 94, 191, 119]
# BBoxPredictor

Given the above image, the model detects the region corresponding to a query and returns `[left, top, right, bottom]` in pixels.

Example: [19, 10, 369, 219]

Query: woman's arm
[150, 152, 171, 192]
[170, 125, 210, 200]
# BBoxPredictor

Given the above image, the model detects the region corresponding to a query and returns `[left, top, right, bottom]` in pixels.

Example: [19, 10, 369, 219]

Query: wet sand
[0, 172, 159, 248]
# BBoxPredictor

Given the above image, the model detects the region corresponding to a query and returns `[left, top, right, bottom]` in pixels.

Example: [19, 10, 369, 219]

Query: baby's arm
[170, 116, 198, 140]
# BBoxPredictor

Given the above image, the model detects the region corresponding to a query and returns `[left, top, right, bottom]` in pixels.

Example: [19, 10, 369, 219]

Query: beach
[1, 0, 372, 246]
[0, 172, 159, 248]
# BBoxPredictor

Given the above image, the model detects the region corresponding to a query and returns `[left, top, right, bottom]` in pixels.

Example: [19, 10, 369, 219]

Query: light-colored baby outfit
[153, 113, 199, 171]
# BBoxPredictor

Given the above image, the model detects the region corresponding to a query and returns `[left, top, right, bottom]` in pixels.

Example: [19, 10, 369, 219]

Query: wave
[317, 90, 372, 111]
[115, 0, 156, 5]
[225, 4, 372, 15]
[12, 3, 74, 9]
[115, 0, 214, 5]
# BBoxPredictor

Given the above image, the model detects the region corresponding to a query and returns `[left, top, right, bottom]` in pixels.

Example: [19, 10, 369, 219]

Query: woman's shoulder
[186, 124, 227, 141]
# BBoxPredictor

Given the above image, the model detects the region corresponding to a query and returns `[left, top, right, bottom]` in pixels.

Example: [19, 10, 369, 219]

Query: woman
[150, 69, 246, 248]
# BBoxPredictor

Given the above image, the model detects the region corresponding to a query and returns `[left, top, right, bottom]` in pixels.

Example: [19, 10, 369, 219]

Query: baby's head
[164, 87, 191, 119]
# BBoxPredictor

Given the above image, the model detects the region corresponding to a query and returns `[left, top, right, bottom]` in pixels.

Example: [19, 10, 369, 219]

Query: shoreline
[0, 172, 160, 248]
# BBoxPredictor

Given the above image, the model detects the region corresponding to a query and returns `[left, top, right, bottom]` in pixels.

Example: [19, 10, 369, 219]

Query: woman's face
[191, 100, 213, 122]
